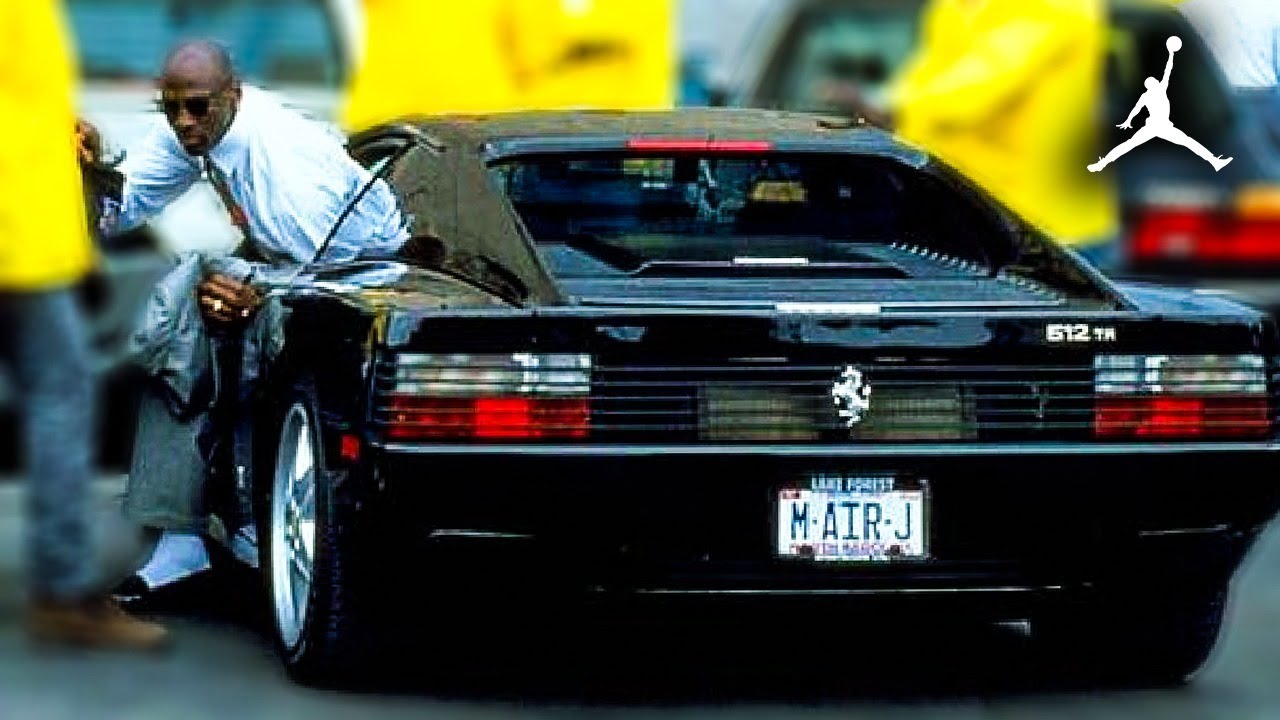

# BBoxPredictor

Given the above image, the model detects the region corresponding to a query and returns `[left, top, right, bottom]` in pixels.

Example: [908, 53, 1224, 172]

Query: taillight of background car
[382, 353, 592, 440]
[1094, 354, 1271, 439]
[1130, 186, 1280, 266]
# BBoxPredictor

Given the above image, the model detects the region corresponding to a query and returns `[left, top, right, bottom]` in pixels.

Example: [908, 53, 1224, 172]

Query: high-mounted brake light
[625, 138, 774, 153]
[1094, 355, 1271, 439]
[383, 353, 591, 440]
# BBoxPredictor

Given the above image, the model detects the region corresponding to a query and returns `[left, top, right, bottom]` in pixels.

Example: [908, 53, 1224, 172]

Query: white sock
[136, 531, 212, 589]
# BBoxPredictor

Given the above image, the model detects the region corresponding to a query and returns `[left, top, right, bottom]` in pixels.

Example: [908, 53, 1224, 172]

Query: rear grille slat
[581, 359, 1099, 443]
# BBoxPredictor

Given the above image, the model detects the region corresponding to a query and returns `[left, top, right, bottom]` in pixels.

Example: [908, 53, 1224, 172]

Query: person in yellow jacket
[830, 0, 1117, 263]
[342, 0, 518, 130]
[893, 0, 1117, 260]
[342, 0, 673, 132]
[0, 0, 166, 650]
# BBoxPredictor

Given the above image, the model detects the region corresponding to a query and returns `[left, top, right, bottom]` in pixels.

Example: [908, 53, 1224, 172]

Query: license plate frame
[774, 474, 930, 563]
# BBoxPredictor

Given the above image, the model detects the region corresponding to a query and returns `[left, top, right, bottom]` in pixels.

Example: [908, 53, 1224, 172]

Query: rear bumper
[358, 442, 1280, 608]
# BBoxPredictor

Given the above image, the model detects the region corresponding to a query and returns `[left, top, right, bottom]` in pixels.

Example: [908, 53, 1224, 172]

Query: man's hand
[1118, 121, 1133, 130]
[76, 118, 102, 166]
[198, 273, 262, 324]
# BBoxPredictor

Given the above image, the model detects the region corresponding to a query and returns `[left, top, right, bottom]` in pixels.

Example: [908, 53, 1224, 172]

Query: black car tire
[259, 383, 367, 685]
[1034, 586, 1227, 688]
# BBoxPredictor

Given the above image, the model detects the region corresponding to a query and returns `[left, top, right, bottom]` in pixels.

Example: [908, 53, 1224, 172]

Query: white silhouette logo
[1088, 36, 1232, 173]
[831, 366, 872, 428]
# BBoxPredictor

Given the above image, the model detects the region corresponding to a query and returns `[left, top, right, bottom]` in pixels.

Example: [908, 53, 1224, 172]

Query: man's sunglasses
[157, 95, 217, 118]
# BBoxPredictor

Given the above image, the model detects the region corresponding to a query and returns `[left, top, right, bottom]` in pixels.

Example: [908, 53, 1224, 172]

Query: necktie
[203, 155, 255, 248]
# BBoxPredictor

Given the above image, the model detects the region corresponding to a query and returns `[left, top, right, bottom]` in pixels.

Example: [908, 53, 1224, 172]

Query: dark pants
[125, 325, 253, 535]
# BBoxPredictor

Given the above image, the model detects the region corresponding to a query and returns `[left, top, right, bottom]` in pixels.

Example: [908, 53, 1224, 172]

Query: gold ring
[241, 307, 251, 318]
[212, 298, 224, 313]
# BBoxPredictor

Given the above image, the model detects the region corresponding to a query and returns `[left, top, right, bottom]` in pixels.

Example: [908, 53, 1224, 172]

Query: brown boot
[27, 595, 170, 651]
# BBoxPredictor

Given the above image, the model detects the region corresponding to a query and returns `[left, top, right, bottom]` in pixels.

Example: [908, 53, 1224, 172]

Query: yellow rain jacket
[0, 0, 93, 290]
[342, 0, 517, 130]
[892, 0, 1116, 247]
[343, 0, 673, 132]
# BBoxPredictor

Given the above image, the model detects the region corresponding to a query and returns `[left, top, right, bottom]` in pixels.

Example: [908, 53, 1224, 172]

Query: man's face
[158, 78, 239, 156]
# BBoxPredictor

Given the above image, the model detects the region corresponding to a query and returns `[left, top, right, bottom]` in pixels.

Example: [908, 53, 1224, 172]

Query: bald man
[103, 41, 408, 272]
[92, 41, 409, 599]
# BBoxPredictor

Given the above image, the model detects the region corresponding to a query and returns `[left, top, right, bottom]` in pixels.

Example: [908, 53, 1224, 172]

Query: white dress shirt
[111, 85, 408, 264]
[1182, 0, 1280, 89]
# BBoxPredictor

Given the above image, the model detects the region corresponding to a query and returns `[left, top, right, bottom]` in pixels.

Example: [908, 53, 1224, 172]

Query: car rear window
[490, 152, 1009, 278]
[68, 0, 344, 87]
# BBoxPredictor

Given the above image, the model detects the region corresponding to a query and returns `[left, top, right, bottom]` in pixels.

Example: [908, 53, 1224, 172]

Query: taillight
[1132, 189, 1280, 265]
[384, 353, 592, 440]
[1094, 355, 1270, 439]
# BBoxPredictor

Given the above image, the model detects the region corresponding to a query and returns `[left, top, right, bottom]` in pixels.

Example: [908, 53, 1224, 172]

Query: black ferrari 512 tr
[239, 109, 1280, 685]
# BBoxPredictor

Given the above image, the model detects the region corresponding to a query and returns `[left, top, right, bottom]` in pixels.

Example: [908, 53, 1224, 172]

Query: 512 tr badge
[1046, 323, 1118, 343]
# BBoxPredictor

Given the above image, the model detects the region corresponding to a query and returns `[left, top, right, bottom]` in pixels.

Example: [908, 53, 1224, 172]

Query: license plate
[776, 475, 927, 562]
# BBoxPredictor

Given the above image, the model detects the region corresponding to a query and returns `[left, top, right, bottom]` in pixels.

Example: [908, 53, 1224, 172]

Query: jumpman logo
[1088, 36, 1232, 173]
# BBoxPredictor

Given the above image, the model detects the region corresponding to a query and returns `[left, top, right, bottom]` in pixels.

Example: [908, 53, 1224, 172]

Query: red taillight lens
[1131, 209, 1280, 264]
[383, 353, 593, 441]
[386, 396, 590, 440]
[1095, 396, 1270, 439]
[1094, 354, 1271, 440]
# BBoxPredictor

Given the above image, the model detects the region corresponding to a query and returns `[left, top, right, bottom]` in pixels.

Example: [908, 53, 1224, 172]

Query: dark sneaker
[110, 568, 219, 614]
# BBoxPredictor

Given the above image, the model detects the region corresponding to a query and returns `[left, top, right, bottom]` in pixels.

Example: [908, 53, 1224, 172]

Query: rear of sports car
[357, 138, 1280, 684]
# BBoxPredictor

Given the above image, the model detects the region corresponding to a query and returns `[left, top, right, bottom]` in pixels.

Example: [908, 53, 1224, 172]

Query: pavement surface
[4, 477, 1280, 719]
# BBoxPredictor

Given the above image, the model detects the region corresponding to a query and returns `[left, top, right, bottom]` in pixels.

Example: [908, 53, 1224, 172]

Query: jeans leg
[9, 290, 96, 599]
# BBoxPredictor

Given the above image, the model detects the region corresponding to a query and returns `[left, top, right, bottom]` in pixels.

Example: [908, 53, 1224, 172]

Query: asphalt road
[4, 477, 1280, 719]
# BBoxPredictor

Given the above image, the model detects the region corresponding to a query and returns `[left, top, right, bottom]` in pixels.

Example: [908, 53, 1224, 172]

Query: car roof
[397, 107, 916, 156]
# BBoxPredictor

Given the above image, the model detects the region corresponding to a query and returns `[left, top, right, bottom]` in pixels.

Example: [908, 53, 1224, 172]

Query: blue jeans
[0, 288, 95, 599]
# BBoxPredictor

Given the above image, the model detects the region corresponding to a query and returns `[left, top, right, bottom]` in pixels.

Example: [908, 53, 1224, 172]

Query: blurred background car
[730, 0, 924, 112]
[1107, 1, 1280, 312]
[720, 0, 1280, 313]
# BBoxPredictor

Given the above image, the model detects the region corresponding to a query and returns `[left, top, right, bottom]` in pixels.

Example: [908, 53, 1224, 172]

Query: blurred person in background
[85, 40, 407, 602]
[826, 0, 1118, 267]
[342, 0, 673, 131]
[0, 0, 166, 650]
[342, 0, 516, 129]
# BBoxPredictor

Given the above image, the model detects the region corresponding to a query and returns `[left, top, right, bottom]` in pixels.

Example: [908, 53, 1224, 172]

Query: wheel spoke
[293, 430, 313, 482]
[294, 475, 315, 513]
[290, 547, 313, 586]
[298, 520, 317, 563]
